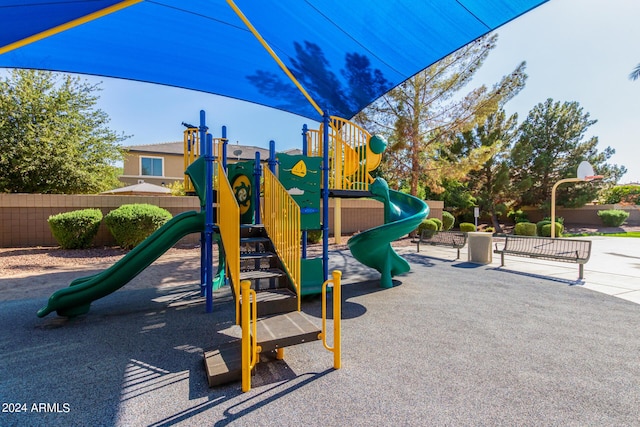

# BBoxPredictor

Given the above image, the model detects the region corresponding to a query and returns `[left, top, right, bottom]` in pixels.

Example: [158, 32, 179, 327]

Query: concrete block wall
[0, 194, 201, 248]
[521, 204, 640, 226]
[0, 194, 443, 248]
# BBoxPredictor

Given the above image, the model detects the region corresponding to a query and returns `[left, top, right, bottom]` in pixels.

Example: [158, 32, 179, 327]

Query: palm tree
[629, 63, 640, 81]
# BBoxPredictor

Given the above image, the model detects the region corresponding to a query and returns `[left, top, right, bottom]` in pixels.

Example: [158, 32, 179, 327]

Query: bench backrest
[503, 235, 591, 262]
[421, 230, 467, 246]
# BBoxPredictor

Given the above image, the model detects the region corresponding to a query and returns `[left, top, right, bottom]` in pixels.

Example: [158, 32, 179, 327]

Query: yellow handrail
[309, 117, 375, 191]
[183, 128, 225, 193]
[183, 128, 199, 192]
[241, 280, 261, 392]
[319, 270, 342, 369]
[216, 162, 241, 322]
[262, 167, 301, 309]
[306, 128, 322, 157]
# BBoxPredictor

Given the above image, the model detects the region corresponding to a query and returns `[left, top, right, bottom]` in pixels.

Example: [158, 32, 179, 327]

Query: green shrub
[536, 220, 551, 236]
[601, 185, 640, 205]
[48, 208, 103, 249]
[167, 180, 185, 196]
[417, 219, 439, 236]
[484, 227, 495, 233]
[541, 222, 563, 237]
[507, 209, 528, 223]
[441, 211, 455, 231]
[430, 218, 443, 231]
[553, 216, 564, 225]
[105, 204, 172, 249]
[514, 222, 536, 236]
[597, 209, 630, 227]
[459, 222, 476, 232]
[306, 229, 322, 243]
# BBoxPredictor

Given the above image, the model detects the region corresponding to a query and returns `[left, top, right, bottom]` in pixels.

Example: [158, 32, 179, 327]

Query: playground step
[240, 224, 267, 240]
[240, 251, 278, 271]
[241, 287, 297, 317]
[256, 311, 321, 352]
[240, 268, 288, 290]
[203, 340, 242, 387]
[203, 312, 321, 388]
[240, 236, 271, 253]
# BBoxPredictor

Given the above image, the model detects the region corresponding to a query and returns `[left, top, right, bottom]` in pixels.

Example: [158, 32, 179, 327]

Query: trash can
[467, 232, 493, 264]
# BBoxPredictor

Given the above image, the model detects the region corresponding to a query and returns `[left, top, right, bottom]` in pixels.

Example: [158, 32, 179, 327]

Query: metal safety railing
[241, 280, 261, 392]
[305, 116, 381, 191]
[216, 162, 241, 322]
[319, 270, 342, 369]
[183, 128, 225, 193]
[262, 167, 301, 308]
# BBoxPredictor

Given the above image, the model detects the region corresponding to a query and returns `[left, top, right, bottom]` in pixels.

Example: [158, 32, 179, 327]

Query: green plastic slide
[37, 210, 206, 318]
[347, 178, 429, 288]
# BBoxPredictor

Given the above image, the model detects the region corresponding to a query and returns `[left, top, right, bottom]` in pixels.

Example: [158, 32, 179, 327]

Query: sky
[89, 0, 640, 183]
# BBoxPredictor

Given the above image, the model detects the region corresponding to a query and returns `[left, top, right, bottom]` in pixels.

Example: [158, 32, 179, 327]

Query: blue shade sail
[0, 0, 548, 120]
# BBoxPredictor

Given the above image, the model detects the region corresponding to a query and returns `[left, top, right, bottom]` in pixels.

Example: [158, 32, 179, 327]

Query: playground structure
[36, 110, 428, 391]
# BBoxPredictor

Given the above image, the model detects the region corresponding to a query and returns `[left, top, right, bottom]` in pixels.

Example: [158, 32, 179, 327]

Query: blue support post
[221, 126, 228, 172]
[254, 151, 261, 225]
[268, 140, 277, 174]
[199, 226, 206, 293]
[200, 223, 205, 295]
[322, 112, 330, 282]
[301, 124, 308, 259]
[201, 111, 214, 313]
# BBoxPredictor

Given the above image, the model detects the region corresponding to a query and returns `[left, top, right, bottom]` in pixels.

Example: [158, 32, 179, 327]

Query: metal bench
[493, 235, 592, 279]
[414, 230, 467, 259]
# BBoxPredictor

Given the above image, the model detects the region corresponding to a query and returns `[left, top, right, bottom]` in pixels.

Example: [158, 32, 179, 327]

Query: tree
[452, 110, 518, 232]
[355, 34, 527, 196]
[425, 178, 476, 221]
[629, 63, 640, 81]
[510, 98, 626, 210]
[0, 69, 127, 194]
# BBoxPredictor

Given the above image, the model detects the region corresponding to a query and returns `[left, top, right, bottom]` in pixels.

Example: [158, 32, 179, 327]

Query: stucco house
[120, 141, 301, 187]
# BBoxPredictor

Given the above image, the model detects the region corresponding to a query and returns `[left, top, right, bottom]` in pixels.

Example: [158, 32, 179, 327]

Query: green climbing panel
[276, 153, 321, 230]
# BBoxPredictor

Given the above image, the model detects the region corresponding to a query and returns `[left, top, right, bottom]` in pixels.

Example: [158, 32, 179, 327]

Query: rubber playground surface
[2, 238, 640, 426]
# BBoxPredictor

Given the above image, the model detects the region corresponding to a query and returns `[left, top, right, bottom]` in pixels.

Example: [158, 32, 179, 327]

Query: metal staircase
[238, 224, 298, 317]
[203, 225, 327, 389]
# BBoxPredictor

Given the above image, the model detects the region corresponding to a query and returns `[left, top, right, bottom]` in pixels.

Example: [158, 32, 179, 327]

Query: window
[140, 157, 163, 177]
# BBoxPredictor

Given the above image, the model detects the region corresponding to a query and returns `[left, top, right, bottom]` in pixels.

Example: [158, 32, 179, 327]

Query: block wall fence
[0, 194, 444, 248]
[521, 205, 640, 225]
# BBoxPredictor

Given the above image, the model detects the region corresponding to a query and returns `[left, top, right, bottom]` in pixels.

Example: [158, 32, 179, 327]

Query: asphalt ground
[1, 237, 640, 426]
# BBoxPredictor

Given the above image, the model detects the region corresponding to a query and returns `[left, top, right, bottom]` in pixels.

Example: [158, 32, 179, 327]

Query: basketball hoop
[550, 161, 603, 238]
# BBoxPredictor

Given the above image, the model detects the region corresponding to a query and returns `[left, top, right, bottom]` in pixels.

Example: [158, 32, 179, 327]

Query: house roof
[101, 182, 171, 196]
[125, 142, 302, 161]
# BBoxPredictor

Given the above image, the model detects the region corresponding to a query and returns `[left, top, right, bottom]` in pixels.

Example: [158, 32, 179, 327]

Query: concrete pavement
[407, 235, 640, 304]
[1, 235, 640, 426]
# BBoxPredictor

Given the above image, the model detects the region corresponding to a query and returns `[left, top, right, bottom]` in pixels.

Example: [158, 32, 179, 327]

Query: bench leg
[417, 241, 420, 253]
[456, 248, 460, 260]
[579, 264, 584, 280]
[500, 253, 505, 267]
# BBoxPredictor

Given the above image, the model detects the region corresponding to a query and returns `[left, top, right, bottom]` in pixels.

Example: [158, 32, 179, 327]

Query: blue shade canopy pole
[201, 111, 214, 313]
[268, 140, 277, 174]
[226, 0, 324, 117]
[322, 112, 330, 282]
[221, 126, 228, 172]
